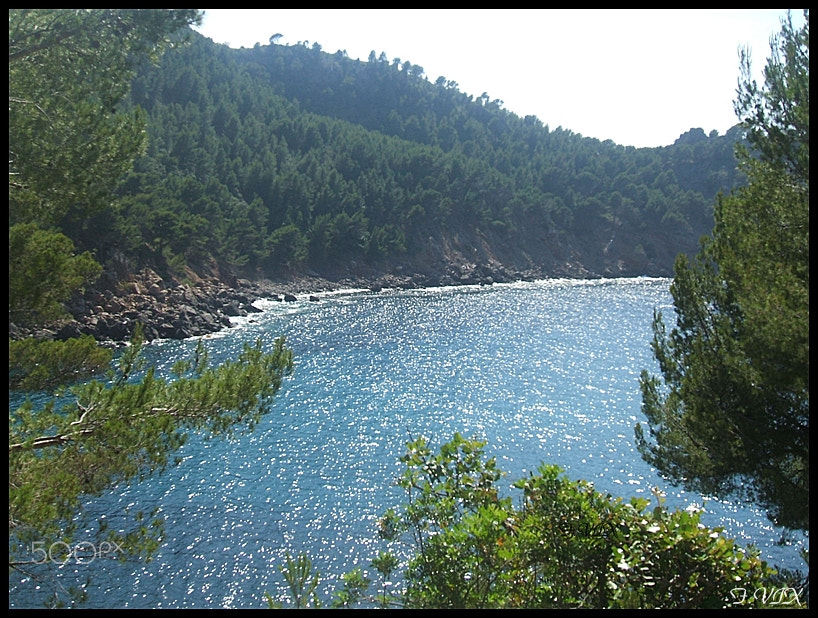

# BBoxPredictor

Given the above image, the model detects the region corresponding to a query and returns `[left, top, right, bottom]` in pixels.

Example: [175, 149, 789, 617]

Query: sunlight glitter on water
[10, 278, 807, 608]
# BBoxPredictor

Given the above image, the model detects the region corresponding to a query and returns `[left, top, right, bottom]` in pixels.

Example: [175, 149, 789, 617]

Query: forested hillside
[73, 32, 745, 289]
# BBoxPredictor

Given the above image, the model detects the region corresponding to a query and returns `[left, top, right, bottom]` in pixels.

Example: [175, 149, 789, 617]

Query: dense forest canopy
[60, 31, 746, 291]
[9, 10, 808, 609]
[638, 9, 809, 534]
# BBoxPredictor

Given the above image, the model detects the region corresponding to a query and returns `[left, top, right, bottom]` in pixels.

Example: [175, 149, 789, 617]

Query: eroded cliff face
[12, 216, 687, 344]
[311, 216, 686, 290]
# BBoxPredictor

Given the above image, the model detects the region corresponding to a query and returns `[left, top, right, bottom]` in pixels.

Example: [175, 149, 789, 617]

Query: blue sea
[9, 277, 807, 608]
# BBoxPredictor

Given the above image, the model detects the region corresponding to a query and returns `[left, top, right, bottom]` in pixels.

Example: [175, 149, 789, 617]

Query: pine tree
[8, 11, 296, 607]
[637, 10, 809, 533]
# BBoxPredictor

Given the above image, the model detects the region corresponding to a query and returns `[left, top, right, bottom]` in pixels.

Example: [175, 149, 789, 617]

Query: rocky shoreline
[11, 262, 549, 345]
[10, 213, 683, 345]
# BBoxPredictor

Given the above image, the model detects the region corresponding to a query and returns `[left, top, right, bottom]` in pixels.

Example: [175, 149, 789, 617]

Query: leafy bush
[274, 434, 802, 609]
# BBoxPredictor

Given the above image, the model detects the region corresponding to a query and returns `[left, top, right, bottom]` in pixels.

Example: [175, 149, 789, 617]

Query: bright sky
[194, 9, 803, 148]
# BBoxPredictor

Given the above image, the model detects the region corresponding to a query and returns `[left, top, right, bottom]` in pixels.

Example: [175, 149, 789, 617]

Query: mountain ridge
[24, 32, 748, 341]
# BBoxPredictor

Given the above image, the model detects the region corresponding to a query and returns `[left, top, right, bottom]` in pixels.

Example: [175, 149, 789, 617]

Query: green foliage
[390, 435, 781, 608]
[267, 551, 323, 609]
[8, 224, 102, 328]
[9, 9, 202, 325]
[368, 550, 400, 608]
[91, 29, 748, 283]
[734, 11, 809, 184]
[331, 568, 372, 609]
[10, 10, 750, 317]
[637, 10, 809, 534]
[275, 435, 792, 609]
[266, 224, 308, 269]
[9, 335, 111, 391]
[9, 9, 201, 228]
[9, 328, 294, 606]
[7, 10, 304, 609]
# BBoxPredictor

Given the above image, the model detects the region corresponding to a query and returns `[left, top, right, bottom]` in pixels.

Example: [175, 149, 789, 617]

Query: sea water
[9, 278, 806, 608]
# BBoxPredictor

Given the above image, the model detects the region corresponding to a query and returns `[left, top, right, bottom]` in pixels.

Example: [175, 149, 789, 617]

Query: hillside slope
[33, 33, 748, 341]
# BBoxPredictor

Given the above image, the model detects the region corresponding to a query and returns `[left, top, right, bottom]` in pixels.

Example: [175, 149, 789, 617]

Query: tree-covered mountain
[76, 31, 746, 289]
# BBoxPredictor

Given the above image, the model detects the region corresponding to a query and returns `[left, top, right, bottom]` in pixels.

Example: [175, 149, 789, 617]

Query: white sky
[194, 9, 803, 148]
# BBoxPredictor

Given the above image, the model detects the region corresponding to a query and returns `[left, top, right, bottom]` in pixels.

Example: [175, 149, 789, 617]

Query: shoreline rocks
[55, 276, 264, 343]
[10, 254, 644, 344]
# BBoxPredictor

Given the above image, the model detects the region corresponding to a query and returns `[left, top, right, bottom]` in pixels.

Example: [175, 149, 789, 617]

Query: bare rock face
[10, 219, 680, 344]
[16, 270, 262, 344]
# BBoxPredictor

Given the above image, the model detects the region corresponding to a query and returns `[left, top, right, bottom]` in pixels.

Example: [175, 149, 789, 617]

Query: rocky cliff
[14, 220, 682, 344]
